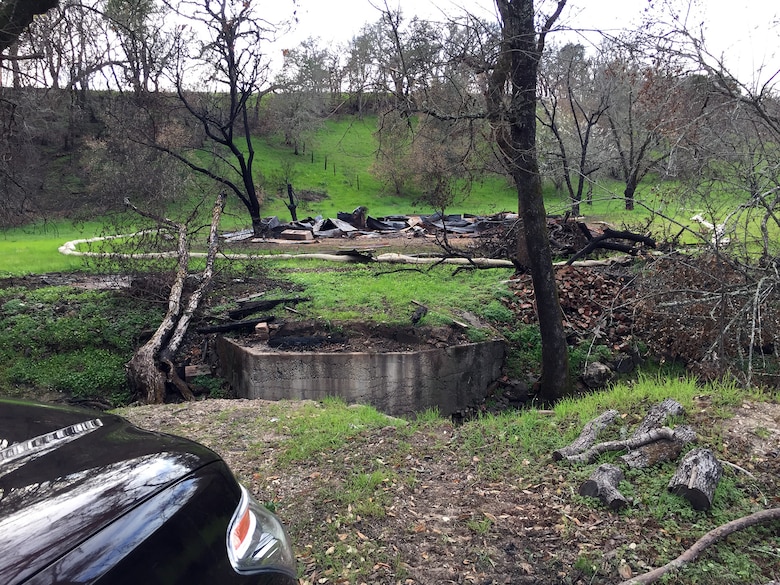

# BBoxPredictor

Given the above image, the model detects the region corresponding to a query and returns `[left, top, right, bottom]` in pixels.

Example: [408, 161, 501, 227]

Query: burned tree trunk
[668, 448, 723, 511]
[197, 316, 275, 334]
[125, 192, 227, 403]
[579, 463, 628, 510]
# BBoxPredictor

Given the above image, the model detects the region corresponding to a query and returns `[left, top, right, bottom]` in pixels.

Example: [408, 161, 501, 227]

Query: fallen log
[633, 399, 685, 435]
[567, 227, 656, 265]
[578, 463, 628, 510]
[620, 426, 696, 468]
[250, 252, 376, 262]
[618, 507, 780, 585]
[553, 409, 619, 461]
[197, 316, 275, 334]
[565, 426, 696, 464]
[375, 253, 515, 267]
[228, 297, 308, 320]
[668, 447, 723, 511]
[620, 400, 694, 468]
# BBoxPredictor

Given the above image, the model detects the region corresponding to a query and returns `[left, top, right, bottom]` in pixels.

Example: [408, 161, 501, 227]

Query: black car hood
[0, 399, 222, 584]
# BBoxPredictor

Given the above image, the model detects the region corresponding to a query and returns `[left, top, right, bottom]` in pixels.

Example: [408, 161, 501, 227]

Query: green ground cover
[1, 114, 763, 275]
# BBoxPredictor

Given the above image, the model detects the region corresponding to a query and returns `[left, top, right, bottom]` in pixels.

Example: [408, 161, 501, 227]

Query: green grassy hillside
[244, 116, 519, 221]
[249, 116, 646, 222]
[0, 114, 764, 275]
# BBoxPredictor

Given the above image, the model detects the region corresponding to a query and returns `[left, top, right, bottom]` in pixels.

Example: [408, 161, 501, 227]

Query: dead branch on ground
[619, 507, 780, 585]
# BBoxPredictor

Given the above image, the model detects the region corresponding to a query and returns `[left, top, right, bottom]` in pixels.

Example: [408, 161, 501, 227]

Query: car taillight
[226, 485, 296, 577]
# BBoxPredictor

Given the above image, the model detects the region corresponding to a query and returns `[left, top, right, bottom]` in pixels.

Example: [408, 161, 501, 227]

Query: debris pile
[222, 210, 520, 243]
[506, 262, 637, 352]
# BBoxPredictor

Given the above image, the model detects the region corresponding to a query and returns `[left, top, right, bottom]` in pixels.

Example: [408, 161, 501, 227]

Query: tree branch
[565, 426, 697, 464]
[620, 508, 780, 585]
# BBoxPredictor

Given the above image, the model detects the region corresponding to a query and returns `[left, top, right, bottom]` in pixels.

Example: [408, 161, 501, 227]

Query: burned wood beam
[576, 221, 594, 241]
[268, 334, 346, 349]
[228, 297, 309, 320]
[566, 228, 656, 265]
[197, 316, 275, 334]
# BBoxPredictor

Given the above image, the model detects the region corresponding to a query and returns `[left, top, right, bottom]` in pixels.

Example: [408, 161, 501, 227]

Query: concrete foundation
[216, 337, 506, 417]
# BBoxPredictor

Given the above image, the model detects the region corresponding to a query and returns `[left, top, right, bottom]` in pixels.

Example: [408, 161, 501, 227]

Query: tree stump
[668, 447, 723, 511]
[579, 463, 628, 510]
[553, 409, 619, 461]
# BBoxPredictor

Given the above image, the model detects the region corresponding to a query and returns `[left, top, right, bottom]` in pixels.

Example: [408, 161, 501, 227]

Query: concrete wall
[216, 338, 506, 417]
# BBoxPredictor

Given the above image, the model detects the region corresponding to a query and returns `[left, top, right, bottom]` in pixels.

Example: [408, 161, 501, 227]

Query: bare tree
[35, 0, 113, 95]
[598, 39, 682, 210]
[372, 108, 414, 196]
[155, 0, 286, 236]
[372, 0, 572, 402]
[671, 15, 780, 257]
[103, 0, 172, 95]
[538, 42, 611, 215]
[622, 8, 780, 386]
[408, 115, 474, 212]
[344, 23, 386, 116]
[125, 191, 227, 403]
[268, 37, 329, 155]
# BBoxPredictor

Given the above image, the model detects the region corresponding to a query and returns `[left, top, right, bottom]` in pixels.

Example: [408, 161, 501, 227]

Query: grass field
[0, 221, 98, 276]
[0, 114, 773, 275]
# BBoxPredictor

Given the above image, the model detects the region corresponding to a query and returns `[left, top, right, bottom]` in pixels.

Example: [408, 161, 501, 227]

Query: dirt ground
[117, 398, 780, 585]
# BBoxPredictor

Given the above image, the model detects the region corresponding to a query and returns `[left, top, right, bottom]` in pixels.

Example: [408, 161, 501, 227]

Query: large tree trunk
[494, 0, 572, 402]
[0, 0, 58, 53]
[126, 192, 227, 403]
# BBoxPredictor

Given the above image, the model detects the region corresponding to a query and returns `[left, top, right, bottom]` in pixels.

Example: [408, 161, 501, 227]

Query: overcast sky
[273, 0, 779, 84]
